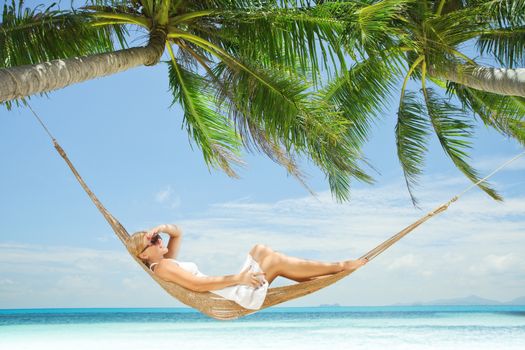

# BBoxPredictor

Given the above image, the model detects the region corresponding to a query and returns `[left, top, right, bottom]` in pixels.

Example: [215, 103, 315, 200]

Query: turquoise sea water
[1, 306, 525, 350]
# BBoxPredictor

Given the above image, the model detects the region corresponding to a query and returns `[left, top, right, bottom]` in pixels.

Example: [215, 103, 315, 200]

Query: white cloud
[155, 185, 181, 209]
[474, 153, 525, 172]
[468, 253, 524, 276]
[387, 254, 419, 271]
[0, 244, 171, 308]
[155, 186, 172, 203]
[55, 274, 103, 293]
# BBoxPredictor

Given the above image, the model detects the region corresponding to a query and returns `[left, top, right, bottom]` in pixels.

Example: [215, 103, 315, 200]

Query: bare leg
[249, 244, 368, 285]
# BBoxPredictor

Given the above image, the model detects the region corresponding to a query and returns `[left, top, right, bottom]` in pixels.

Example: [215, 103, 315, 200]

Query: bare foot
[342, 258, 368, 272]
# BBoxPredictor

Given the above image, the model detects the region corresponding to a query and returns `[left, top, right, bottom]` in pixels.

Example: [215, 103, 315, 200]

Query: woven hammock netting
[52, 140, 459, 320]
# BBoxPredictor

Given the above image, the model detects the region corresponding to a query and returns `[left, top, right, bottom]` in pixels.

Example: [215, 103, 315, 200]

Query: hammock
[28, 105, 524, 320]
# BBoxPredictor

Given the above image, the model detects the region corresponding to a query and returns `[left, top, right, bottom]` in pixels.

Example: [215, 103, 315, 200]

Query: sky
[0, 2, 524, 309]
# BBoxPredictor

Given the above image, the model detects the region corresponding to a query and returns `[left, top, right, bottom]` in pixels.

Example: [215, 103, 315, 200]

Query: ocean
[1, 306, 524, 350]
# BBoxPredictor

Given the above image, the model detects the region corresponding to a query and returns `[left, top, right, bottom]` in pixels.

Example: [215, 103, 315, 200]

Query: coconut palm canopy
[1, 0, 375, 202]
[318, 0, 525, 205]
[0, 0, 524, 205]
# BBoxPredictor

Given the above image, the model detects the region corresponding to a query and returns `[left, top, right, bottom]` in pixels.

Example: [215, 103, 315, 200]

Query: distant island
[317, 295, 525, 307]
[391, 295, 525, 306]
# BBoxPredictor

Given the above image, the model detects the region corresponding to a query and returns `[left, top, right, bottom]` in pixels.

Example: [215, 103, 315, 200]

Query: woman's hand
[147, 224, 181, 239]
[145, 225, 164, 242]
[237, 267, 266, 288]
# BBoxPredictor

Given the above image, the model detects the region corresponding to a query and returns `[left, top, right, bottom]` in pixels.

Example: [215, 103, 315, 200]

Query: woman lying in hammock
[129, 224, 368, 310]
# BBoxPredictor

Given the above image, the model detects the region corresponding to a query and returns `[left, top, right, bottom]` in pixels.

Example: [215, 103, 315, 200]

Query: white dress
[152, 254, 269, 310]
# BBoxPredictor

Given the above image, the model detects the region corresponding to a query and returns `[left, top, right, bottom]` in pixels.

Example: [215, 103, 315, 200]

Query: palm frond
[167, 49, 243, 177]
[0, 1, 128, 69]
[187, 1, 317, 11]
[423, 8, 487, 67]
[334, 0, 410, 56]
[171, 30, 373, 200]
[395, 90, 431, 206]
[173, 38, 315, 191]
[424, 23, 474, 52]
[477, 26, 525, 68]
[324, 140, 376, 202]
[448, 82, 525, 145]
[244, 122, 314, 194]
[171, 32, 346, 150]
[210, 62, 318, 149]
[463, 0, 525, 68]
[84, 0, 143, 15]
[209, 60, 373, 201]
[321, 53, 403, 147]
[423, 87, 502, 201]
[474, 0, 525, 28]
[211, 5, 347, 82]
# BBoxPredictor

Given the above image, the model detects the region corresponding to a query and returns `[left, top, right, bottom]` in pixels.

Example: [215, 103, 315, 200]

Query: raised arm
[154, 260, 265, 292]
[163, 224, 183, 259]
[146, 224, 183, 260]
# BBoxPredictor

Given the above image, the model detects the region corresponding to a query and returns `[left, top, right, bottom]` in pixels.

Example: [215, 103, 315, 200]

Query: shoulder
[154, 259, 186, 279]
[154, 259, 176, 273]
[153, 259, 202, 291]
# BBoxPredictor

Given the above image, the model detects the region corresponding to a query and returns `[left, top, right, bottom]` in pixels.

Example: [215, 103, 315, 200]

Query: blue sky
[1, 2, 524, 308]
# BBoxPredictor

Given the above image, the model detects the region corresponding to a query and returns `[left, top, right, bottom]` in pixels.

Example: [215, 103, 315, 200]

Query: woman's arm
[155, 260, 265, 292]
[163, 224, 182, 259]
[147, 224, 183, 260]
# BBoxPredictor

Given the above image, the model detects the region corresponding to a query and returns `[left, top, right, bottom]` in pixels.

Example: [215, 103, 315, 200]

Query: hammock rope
[27, 105, 525, 320]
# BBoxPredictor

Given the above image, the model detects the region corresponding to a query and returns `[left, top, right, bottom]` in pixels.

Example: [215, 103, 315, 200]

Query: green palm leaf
[322, 53, 403, 147]
[323, 138, 376, 202]
[167, 51, 243, 177]
[0, 1, 127, 69]
[423, 87, 502, 201]
[459, 0, 525, 68]
[211, 61, 320, 148]
[475, 0, 525, 28]
[334, 0, 411, 56]
[212, 5, 347, 82]
[209, 60, 373, 201]
[184, 35, 349, 150]
[449, 82, 525, 145]
[170, 24, 373, 200]
[477, 26, 525, 68]
[395, 90, 430, 206]
[175, 43, 312, 189]
[169, 25, 373, 198]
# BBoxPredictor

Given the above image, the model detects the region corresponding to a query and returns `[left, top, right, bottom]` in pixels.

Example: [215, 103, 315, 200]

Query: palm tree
[318, 0, 525, 205]
[0, 0, 373, 201]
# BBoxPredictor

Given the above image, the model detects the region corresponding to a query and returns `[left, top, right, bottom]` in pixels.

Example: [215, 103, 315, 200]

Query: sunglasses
[140, 233, 162, 254]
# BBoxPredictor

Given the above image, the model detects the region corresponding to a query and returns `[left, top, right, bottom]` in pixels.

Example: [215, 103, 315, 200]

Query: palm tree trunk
[432, 64, 525, 97]
[0, 28, 167, 103]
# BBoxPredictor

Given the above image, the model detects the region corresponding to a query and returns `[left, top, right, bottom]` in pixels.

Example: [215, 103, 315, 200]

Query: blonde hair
[128, 231, 149, 264]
